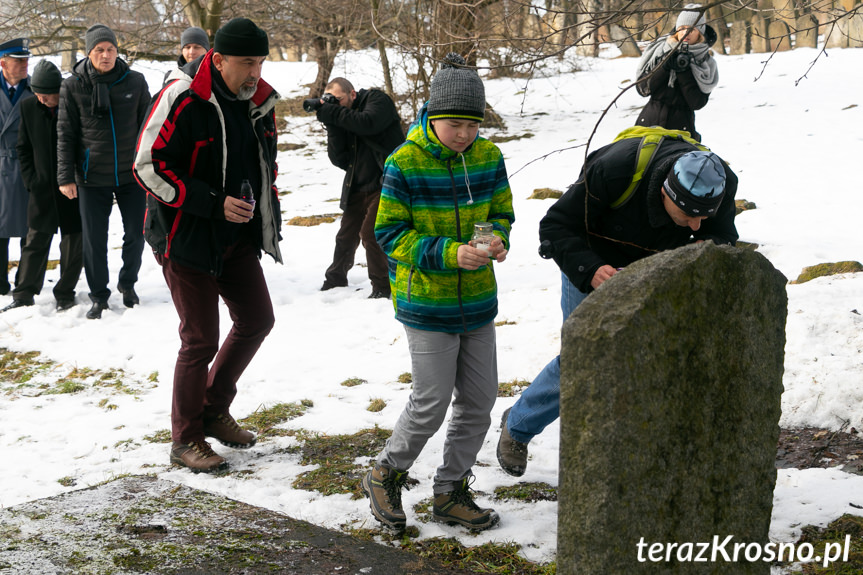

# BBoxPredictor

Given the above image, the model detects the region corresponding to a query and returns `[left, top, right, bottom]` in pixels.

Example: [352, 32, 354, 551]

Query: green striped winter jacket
[374, 106, 515, 333]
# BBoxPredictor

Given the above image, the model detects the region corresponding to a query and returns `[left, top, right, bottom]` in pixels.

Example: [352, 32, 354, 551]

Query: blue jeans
[507, 272, 588, 444]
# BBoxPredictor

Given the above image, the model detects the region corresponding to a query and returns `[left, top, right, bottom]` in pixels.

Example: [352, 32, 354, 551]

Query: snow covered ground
[1, 43, 861, 571]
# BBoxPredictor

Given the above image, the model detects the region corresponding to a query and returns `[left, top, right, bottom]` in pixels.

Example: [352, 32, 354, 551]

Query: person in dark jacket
[57, 24, 151, 319]
[496, 136, 738, 477]
[134, 18, 282, 473]
[2, 61, 82, 313]
[634, 4, 718, 142]
[162, 26, 209, 87]
[310, 78, 404, 298]
[0, 37, 33, 296]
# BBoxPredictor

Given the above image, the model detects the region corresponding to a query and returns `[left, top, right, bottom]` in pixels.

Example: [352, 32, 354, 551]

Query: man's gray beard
[237, 85, 256, 100]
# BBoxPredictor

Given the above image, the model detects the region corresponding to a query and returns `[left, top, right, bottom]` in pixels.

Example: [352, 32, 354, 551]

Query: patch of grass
[292, 462, 367, 497]
[0, 348, 52, 386]
[286, 214, 338, 226]
[400, 537, 556, 575]
[144, 429, 172, 443]
[397, 372, 412, 384]
[494, 482, 558, 502]
[528, 188, 563, 200]
[277, 142, 307, 152]
[46, 259, 60, 271]
[341, 377, 367, 387]
[793, 261, 863, 284]
[797, 514, 863, 573]
[291, 426, 393, 498]
[239, 401, 313, 439]
[147, 371, 159, 383]
[488, 132, 534, 144]
[57, 476, 77, 487]
[48, 379, 86, 395]
[495, 319, 517, 326]
[498, 378, 530, 398]
[97, 398, 118, 410]
[367, 398, 386, 412]
[735, 199, 757, 215]
[296, 426, 390, 466]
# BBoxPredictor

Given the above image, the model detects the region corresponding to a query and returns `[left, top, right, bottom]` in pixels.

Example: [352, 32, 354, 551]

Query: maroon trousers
[159, 241, 275, 443]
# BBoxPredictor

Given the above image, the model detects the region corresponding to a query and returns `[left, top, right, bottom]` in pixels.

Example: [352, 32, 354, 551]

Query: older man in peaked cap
[0, 37, 33, 296]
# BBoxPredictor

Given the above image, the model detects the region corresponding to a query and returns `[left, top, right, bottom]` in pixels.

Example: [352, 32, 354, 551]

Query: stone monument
[558, 242, 787, 574]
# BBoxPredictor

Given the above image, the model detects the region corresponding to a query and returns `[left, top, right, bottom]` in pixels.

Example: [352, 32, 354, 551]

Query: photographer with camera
[306, 78, 404, 298]
[634, 4, 718, 142]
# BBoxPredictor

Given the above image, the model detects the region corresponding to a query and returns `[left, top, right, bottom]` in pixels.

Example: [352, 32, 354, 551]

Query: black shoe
[86, 301, 109, 319]
[368, 290, 391, 299]
[117, 284, 139, 308]
[56, 299, 76, 311]
[1, 299, 34, 312]
[320, 280, 347, 291]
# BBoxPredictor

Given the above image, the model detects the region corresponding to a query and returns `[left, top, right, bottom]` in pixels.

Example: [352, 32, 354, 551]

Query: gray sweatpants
[378, 321, 498, 494]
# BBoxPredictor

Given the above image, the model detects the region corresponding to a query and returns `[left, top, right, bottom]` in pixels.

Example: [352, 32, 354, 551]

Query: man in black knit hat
[57, 24, 151, 319]
[135, 18, 282, 473]
[3, 60, 82, 313]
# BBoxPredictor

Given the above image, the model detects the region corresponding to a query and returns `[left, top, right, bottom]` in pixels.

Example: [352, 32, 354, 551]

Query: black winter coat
[57, 58, 150, 187]
[134, 53, 282, 276]
[539, 137, 738, 293]
[16, 97, 81, 235]
[316, 88, 404, 209]
[635, 65, 709, 141]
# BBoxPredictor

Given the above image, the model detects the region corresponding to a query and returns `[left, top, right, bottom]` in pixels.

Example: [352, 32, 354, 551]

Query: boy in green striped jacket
[361, 53, 515, 532]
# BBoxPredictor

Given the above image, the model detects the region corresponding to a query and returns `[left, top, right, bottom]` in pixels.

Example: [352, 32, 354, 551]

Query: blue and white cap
[0, 38, 31, 58]
[664, 151, 726, 216]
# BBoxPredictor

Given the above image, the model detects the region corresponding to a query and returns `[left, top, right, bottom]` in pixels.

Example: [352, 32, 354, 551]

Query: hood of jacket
[406, 102, 478, 161]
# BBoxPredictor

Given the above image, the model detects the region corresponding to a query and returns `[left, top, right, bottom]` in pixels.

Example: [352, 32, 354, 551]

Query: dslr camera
[303, 92, 338, 112]
[673, 42, 692, 71]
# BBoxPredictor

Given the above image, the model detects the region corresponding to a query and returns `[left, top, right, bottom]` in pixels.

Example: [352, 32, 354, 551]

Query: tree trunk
[370, 0, 395, 99]
[311, 36, 337, 97]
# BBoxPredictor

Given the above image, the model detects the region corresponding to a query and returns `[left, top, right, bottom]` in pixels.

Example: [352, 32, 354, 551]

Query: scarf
[85, 59, 125, 117]
[635, 36, 719, 96]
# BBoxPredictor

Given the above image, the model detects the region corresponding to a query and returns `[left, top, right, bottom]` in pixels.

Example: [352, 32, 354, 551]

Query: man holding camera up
[634, 4, 719, 142]
[307, 78, 404, 298]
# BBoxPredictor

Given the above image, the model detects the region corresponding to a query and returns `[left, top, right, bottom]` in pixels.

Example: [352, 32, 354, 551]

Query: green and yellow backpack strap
[609, 126, 709, 209]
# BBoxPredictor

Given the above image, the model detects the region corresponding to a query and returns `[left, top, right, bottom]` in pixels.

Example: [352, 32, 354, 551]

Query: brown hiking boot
[496, 407, 528, 477]
[203, 413, 256, 448]
[170, 441, 228, 473]
[433, 477, 500, 531]
[360, 463, 410, 531]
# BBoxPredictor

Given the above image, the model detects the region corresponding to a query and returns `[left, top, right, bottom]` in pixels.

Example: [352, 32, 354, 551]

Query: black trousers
[324, 189, 389, 293]
[78, 182, 146, 304]
[12, 228, 83, 303]
[0, 237, 25, 295]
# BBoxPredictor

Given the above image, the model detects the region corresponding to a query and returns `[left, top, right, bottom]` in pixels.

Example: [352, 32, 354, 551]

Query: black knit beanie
[214, 18, 268, 57]
[30, 60, 63, 94]
[427, 53, 485, 122]
[85, 24, 118, 54]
